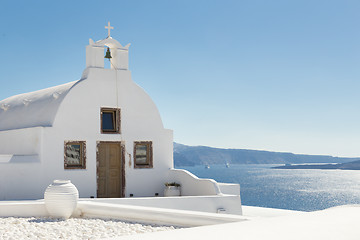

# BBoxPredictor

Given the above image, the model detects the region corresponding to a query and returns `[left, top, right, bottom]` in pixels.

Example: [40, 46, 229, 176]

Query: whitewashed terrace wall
[218, 183, 241, 195]
[166, 169, 221, 196]
[83, 195, 242, 215]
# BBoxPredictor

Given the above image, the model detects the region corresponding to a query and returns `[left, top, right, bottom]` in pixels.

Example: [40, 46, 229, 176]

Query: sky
[0, 0, 359, 157]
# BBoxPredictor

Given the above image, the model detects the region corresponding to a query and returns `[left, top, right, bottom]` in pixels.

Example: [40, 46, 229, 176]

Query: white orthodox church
[0, 24, 241, 215]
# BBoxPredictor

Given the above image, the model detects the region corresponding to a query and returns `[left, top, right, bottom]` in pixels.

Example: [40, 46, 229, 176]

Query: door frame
[96, 141, 126, 198]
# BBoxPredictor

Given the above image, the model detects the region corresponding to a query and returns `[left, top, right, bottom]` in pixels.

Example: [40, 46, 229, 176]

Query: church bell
[104, 47, 112, 59]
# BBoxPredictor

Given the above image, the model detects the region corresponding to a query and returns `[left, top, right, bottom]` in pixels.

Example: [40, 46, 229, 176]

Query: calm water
[182, 164, 360, 211]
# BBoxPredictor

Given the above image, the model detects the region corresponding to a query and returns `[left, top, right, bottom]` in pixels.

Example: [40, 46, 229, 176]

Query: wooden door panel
[110, 170, 119, 177]
[97, 178, 106, 197]
[109, 178, 120, 196]
[97, 142, 123, 198]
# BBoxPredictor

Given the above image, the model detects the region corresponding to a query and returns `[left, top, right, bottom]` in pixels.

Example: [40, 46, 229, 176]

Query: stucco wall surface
[0, 127, 42, 155]
[41, 67, 174, 199]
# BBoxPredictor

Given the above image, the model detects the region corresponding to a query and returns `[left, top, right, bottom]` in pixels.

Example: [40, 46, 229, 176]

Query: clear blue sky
[0, 0, 359, 157]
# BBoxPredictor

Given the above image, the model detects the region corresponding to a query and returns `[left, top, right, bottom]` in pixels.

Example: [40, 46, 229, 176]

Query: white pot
[44, 180, 79, 219]
[164, 186, 181, 197]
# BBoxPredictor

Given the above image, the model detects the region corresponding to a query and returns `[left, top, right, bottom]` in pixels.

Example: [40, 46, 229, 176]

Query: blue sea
[182, 164, 360, 211]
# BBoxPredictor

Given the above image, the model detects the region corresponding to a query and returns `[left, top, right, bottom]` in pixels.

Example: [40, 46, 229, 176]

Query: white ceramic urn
[164, 186, 181, 197]
[44, 180, 79, 219]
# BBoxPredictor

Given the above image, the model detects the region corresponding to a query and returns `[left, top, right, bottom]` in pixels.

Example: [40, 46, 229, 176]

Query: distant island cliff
[173, 142, 360, 167]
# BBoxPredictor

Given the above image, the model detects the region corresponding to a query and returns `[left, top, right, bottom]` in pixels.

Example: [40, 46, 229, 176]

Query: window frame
[64, 141, 86, 169]
[100, 107, 121, 134]
[133, 141, 153, 169]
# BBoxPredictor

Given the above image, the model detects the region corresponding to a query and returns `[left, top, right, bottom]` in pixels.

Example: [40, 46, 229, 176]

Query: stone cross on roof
[105, 22, 114, 38]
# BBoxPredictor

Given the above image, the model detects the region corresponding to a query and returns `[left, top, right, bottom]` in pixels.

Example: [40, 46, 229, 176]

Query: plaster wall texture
[0, 163, 44, 199]
[0, 128, 44, 199]
[0, 127, 42, 155]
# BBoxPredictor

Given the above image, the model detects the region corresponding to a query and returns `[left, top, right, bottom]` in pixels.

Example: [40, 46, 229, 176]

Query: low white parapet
[0, 200, 48, 217]
[166, 169, 221, 196]
[218, 183, 240, 195]
[81, 194, 242, 215]
[0, 200, 246, 227]
[74, 201, 247, 227]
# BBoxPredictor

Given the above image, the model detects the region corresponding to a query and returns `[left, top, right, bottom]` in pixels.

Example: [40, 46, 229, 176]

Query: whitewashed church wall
[122, 128, 173, 197]
[40, 128, 97, 198]
[0, 65, 174, 200]
[34, 68, 174, 199]
[0, 127, 42, 155]
[0, 163, 44, 200]
[0, 126, 44, 199]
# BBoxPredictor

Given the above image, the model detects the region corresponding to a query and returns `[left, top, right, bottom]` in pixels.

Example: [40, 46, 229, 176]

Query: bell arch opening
[104, 47, 112, 69]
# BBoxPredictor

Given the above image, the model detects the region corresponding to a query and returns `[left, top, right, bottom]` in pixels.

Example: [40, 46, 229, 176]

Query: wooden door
[97, 142, 124, 198]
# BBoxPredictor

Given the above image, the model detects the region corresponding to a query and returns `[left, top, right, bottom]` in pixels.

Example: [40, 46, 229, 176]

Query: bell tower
[85, 22, 131, 70]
